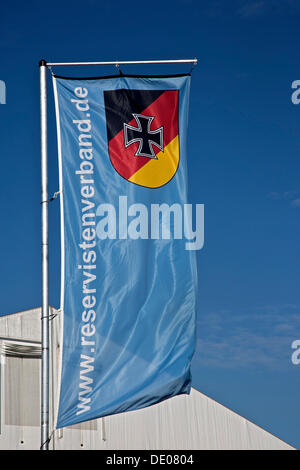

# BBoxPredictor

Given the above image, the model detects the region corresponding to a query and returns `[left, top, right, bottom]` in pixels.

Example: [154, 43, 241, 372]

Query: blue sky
[0, 0, 299, 448]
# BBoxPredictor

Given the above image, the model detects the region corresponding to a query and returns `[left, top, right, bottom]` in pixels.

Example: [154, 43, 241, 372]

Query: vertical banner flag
[53, 72, 198, 428]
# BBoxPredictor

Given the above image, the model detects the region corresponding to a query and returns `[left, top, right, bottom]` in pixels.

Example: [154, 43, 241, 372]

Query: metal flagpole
[40, 59, 49, 450]
[46, 59, 197, 67]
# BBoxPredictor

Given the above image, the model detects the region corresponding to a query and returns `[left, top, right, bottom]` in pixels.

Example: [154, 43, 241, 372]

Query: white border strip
[52, 76, 65, 430]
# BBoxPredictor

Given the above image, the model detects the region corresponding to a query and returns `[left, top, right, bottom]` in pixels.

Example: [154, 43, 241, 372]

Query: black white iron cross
[124, 114, 164, 159]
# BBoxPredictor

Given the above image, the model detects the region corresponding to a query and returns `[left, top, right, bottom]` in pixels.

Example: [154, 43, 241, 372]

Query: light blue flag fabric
[53, 73, 197, 428]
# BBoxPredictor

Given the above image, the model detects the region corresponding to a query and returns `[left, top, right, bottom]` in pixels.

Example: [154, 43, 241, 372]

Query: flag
[53, 72, 197, 428]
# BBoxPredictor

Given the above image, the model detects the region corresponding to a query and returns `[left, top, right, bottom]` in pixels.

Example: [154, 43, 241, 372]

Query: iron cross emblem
[124, 114, 164, 159]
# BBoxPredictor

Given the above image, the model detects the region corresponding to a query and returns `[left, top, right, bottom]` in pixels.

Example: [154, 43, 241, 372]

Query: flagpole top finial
[39, 59, 47, 67]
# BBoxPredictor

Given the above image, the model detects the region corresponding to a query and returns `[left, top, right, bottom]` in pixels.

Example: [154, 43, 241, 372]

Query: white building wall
[0, 308, 294, 450]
